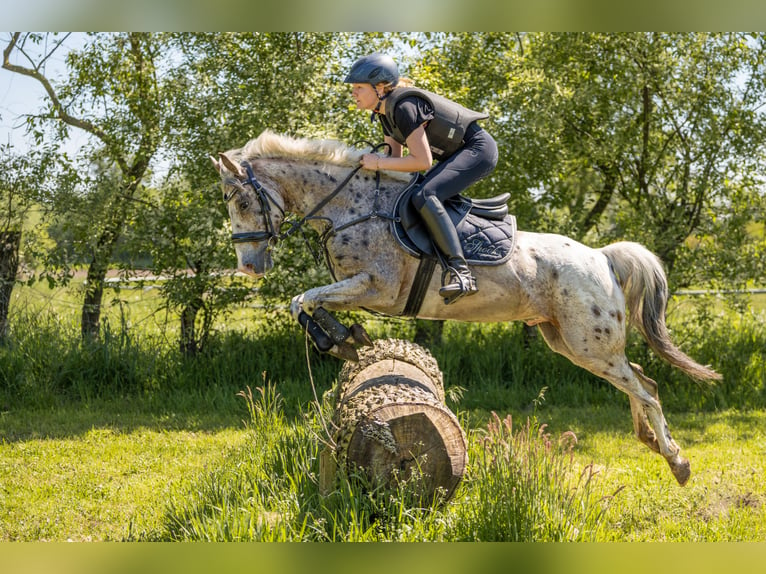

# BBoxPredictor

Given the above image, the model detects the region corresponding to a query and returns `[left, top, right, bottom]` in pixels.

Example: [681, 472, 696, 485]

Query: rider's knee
[411, 186, 435, 211]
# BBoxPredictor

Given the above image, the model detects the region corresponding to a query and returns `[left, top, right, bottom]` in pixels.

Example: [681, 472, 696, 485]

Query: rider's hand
[360, 153, 381, 171]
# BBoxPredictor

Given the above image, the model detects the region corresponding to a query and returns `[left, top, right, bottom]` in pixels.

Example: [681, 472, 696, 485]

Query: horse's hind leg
[537, 322, 690, 486]
[628, 361, 690, 485]
[629, 396, 660, 454]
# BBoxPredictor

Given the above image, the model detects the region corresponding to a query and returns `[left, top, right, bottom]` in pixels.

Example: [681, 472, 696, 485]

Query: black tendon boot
[417, 196, 478, 304]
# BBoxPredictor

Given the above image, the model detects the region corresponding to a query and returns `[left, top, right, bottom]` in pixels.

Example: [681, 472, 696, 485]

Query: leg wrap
[297, 311, 334, 352]
[312, 307, 351, 344]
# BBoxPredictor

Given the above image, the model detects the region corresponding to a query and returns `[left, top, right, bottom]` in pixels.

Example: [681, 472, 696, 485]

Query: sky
[0, 66, 50, 152]
[1, 33, 91, 155]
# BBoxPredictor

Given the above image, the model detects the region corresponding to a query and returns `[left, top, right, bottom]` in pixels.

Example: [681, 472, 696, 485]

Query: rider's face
[350, 83, 381, 111]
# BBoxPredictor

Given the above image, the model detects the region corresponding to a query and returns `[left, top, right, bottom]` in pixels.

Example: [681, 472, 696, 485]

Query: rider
[344, 53, 498, 304]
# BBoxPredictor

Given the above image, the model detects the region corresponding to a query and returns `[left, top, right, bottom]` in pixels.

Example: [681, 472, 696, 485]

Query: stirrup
[439, 267, 477, 305]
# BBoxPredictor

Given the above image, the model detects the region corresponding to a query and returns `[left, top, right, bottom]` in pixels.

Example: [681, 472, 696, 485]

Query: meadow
[0, 281, 764, 541]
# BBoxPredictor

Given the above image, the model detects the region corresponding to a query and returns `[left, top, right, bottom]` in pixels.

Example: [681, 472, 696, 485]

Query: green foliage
[625, 301, 766, 411]
[448, 412, 618, 541]
[433, 322, 616, 412]
[2, 290, 764, 412]
[150, 384, 616, 542]
[0, 307, 156, 405]
[514, 33, 766, 286]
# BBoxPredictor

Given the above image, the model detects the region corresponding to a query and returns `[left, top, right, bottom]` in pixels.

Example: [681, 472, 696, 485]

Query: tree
[3, 32, 167, 339]
[0, 145, 37, 341]
[504, 33, 766, 289]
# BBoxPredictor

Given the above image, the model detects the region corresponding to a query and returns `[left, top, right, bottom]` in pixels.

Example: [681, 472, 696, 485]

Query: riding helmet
[344, 53, 399, 86]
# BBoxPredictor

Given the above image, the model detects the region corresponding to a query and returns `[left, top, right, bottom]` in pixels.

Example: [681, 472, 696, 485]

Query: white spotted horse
[211, 129, 721, 486]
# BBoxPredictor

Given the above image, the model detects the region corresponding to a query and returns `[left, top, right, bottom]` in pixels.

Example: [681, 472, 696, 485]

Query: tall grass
[146, 383, 618, 542]
[0, 305, 340, 414]
[2, 298, 764, 412]
[448, 411, 621, 541]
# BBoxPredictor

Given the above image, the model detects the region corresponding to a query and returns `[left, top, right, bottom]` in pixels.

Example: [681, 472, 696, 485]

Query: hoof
[668, 456, 691, 486]
[349, 324, 373, 347]
[329, 342, 359, 362]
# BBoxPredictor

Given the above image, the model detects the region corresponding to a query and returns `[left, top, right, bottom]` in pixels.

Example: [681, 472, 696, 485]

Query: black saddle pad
[392, 178, 517, 266]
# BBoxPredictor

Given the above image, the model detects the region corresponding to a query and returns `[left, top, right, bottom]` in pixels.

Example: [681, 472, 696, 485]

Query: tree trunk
[80, 206, 130, 341]
[522, 323, 538, 349]
[0, 231, 21, 343]
[180, 298, 203, 356]
[81, 260, 108, 341]
[321, 339, 467, 503]
[413, 318, 444, 347]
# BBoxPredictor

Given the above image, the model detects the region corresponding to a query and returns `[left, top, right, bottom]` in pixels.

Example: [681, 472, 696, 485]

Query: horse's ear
[218, 152, 244, 177]
[209, 155, 221, 173]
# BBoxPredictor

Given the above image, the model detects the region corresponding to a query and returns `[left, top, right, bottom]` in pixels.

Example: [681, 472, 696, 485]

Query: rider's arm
[361, 124, 433, 172]
[385, 135, 403, 158]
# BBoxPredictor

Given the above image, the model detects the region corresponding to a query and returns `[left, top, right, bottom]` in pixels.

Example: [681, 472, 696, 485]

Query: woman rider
[344, 53, 498, 304]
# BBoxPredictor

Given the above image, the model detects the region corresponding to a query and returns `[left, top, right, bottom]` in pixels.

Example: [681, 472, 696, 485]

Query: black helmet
[344, 53, 399, 86]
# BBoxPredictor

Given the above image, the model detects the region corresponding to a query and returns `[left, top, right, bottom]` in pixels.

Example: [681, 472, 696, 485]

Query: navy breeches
[411, 126, 499, 211]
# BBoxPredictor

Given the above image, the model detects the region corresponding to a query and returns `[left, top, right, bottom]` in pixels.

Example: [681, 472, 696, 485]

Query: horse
[210, 129, 721, 486]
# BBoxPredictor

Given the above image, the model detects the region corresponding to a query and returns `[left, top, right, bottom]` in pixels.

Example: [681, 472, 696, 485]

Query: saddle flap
[392, 181, 517, 266]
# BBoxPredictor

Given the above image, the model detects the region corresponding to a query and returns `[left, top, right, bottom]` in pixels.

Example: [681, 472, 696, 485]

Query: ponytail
[383, 76, 414, 95]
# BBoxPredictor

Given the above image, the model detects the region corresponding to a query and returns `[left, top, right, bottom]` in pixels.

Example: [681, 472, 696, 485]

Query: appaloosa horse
[211, 130, 721, 486]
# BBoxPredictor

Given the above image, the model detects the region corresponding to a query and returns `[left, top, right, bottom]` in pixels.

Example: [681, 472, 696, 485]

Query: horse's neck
[283, 161, 406, 218]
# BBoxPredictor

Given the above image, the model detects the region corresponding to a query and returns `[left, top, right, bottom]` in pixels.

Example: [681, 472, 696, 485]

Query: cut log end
[346, 405, 467, 501]
[324, 339, 467, 503]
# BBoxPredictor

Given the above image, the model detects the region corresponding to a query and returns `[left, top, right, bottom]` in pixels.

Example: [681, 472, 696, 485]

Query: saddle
[392, 174, 517, 266]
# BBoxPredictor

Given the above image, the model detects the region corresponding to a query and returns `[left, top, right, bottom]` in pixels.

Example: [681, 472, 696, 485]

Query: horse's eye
[238, 200, 249, 211]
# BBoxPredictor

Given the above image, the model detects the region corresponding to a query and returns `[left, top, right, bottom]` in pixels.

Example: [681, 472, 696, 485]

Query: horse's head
[211, 152, 286, 278]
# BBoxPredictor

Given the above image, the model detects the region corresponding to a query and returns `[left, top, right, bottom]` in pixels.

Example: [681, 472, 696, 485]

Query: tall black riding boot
[417, 196, 478, 304]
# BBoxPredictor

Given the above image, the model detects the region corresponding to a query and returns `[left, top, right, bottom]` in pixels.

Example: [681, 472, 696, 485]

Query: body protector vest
[382, 87, 489, 161]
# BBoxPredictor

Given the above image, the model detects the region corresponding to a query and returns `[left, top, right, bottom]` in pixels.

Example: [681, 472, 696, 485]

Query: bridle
[224, 144, 389, 249]
[225, 162, 286, 245]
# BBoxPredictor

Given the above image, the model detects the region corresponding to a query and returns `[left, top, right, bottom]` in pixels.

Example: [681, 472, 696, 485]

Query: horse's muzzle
[236, 248, 273, 278]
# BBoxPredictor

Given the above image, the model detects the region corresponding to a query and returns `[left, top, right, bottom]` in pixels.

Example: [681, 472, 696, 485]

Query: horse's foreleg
[294, 307, 335, 352]
[313, 307, 373, 348]
[290, 275, 376, 361]
[290, 295, 361, 361]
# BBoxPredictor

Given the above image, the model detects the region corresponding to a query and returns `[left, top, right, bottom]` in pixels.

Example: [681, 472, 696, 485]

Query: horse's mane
[235, 130, 411, 181]
[239, 130, 362, 167]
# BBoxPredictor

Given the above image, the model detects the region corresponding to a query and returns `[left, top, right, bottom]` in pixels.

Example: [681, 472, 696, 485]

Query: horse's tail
[600, 241, 721, 382]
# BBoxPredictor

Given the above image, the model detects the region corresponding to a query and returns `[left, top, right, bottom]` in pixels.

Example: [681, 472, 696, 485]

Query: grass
[537, 407, 766, 541]
[0, 282, 765, 541]
[136, 387, 621, 542]
[0, 400, 246, 541]
[3, 394, 761, 542]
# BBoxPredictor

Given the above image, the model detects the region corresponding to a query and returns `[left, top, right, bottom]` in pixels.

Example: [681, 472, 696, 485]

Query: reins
[228, 142, 394, 255]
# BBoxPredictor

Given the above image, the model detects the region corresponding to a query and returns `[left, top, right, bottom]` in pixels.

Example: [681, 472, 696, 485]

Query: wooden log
[321, 339, 467, 503]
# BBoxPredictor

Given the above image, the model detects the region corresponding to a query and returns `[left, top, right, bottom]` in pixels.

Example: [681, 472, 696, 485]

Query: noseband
[225, 162, 285, 245]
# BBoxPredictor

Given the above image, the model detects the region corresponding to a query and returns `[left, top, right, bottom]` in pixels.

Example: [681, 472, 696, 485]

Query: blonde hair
[382, 76, 414, 95]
